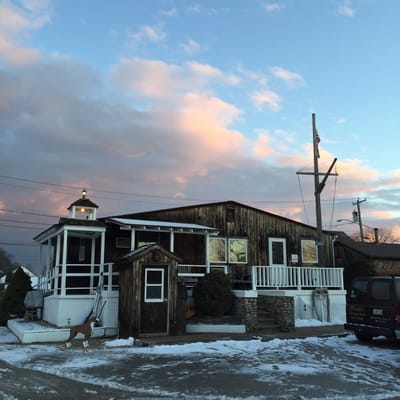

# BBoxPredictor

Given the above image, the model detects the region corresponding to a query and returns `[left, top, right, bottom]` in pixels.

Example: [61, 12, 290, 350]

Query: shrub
[193, 270, 234, 317]
[0, 267, 32, 325]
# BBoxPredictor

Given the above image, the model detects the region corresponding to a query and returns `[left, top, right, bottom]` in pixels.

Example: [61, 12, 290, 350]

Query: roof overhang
[107, 217, 220, 235]
[34, 222, 106, 243]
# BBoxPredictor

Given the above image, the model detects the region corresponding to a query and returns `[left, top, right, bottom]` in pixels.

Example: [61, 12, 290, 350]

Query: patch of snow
[295, 318, 344, 327]
[104, 336, 135, 347]
[0, 327, 18, 344]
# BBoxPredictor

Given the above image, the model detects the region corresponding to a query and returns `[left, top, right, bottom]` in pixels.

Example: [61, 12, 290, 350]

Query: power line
[0, 242, 37, 247]
[0, 224, 43, 230]
[0, 218, 49, 226]
[0, 208, 59, 218]
[0, 174, 355, 206]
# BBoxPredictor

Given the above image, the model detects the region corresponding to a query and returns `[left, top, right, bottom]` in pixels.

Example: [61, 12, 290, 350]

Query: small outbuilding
[117, 243, 182, 338]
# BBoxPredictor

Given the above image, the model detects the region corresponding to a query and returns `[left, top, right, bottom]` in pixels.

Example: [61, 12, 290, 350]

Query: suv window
[370, 280, 390, 301]
[350, 279, 369, 300]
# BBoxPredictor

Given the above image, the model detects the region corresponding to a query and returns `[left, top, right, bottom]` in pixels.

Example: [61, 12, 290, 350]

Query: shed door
[140, 265, 169, 335]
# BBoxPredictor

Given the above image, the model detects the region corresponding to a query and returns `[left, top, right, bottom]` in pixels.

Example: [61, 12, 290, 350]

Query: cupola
[67, 189, 99, 220]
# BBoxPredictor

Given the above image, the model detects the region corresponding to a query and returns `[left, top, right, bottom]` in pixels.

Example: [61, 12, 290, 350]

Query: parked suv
[345, 275, 400, 342]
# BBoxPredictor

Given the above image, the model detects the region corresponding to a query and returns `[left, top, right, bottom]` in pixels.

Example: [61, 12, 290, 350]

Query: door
[140, 265, 169, 335]
[268, 238, 287, 286]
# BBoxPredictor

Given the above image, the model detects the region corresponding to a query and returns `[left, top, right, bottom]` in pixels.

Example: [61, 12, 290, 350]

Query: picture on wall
[301, 239, 318, 264]
[208, 237, 227, 263]
[229, 238, 248, 263]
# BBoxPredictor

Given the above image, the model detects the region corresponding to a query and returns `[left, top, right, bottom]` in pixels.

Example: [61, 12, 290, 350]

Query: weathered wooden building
[108, 200, 336, 285]
[18, 195, 345, 343]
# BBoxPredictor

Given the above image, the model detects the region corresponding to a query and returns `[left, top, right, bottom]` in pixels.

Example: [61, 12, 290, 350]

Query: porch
[36, 263, 119, 328]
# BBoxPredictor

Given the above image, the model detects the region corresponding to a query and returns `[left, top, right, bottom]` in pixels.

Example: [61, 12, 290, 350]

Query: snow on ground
[0, 321, 399, 399]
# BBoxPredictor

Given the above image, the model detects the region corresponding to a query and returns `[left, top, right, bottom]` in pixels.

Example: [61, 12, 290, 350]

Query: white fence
[252, 266, 344, 290]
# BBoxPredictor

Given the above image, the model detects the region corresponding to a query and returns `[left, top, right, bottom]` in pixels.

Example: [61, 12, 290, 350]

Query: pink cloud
[0, 2, 50, 65]
[251, 90, 281, 111]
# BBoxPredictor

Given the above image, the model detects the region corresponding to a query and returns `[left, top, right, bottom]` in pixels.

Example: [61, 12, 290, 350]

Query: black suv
[345, 276, 400, 342]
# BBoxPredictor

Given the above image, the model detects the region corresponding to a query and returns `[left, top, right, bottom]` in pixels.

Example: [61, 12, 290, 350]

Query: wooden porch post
[90, 238, 96, 290]
[205, 233, 210, 273]
[130, 229, 135, 251]
[61, 229, 68, 296]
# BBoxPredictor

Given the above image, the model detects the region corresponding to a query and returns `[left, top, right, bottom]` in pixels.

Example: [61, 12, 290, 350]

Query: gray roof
[336, 233, 400, 260]
[107, 217, 219, 234]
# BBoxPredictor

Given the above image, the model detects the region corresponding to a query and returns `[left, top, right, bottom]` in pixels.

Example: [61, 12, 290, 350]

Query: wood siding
[130, 201, 334, 268]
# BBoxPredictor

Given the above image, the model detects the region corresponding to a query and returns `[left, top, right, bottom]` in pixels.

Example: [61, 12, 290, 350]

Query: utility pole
[353, 198, 367, 242]
[297, 114, 338, 267]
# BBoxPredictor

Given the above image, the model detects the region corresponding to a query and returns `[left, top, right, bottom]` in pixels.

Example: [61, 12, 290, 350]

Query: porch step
[256, 300, 280, 331]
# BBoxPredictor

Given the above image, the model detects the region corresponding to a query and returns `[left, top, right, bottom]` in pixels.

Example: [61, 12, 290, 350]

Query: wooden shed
[117, 243, 181, 338]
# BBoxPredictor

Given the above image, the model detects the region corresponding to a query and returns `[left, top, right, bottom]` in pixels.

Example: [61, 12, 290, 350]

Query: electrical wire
[297, 174, 310, 225]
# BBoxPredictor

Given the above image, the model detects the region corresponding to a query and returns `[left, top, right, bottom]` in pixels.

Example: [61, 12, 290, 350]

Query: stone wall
[232, 291, 257, 331]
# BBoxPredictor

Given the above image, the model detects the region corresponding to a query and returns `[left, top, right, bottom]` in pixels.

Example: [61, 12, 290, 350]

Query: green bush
[0, 267, 32, 325]
[193, 270, 234, 317]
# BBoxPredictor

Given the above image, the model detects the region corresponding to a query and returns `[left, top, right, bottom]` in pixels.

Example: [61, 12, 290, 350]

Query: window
[301, 240, 318, 264]
[116, 237, 130, 249]
[144, 268, 164, 302]
[350, 279, 369, 299]
[268, 238, 287, 266]
[208, 237, 227, 263]
[371, 280, 390, 301]
[228, 238, 248, 263]
[79, 239, 85, 262]
[226, 207, 235, 222]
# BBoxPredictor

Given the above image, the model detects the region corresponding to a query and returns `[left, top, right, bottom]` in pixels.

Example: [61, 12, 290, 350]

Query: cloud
[251, 90, 281, 111]
[160, 8, 178, 17]
[263, 2, 286, 13]
[337, 1, 355, 17]
[270, 66, 305, 88]
[112, 58, 239, 100]
[336, 117, 347, 125]
[129, 24, 166, 44]
[0, 1, 51, 65]
[180, 39, 203, 55]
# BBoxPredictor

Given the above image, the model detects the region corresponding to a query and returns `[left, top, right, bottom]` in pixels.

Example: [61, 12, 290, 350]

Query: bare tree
[350, 227, 400, 244]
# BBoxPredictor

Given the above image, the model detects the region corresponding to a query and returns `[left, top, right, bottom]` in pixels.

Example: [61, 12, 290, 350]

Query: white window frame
[268, 238, 287, 267]
[144, 268, 164, 303]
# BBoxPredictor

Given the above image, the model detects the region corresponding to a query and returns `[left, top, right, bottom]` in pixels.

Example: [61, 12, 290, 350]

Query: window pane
[147, 270, 162, 284]
[371, 281, 390, 301]
[146, 286, 162, 300]
[272, 242, 284, 264]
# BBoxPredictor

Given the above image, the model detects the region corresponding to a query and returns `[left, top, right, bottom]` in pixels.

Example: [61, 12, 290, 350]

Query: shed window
[144, 268, 164, 302]
[226, 207, 235, 222]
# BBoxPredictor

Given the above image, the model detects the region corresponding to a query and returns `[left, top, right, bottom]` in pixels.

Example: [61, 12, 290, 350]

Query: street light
[336, 219, 377, 242]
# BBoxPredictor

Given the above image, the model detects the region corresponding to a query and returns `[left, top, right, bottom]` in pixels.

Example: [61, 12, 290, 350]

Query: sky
[0, 325, 399, 399]
[1, 0, 400, 268]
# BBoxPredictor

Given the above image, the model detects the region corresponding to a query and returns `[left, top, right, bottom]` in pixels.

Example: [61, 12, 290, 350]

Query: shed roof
[119, 243, 181, 263]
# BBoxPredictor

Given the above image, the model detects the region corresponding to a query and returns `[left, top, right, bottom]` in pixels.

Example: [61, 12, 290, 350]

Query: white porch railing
[252, 266, 344, 290]
[38, 263, 119, 296]
[178, 264, 228, 277]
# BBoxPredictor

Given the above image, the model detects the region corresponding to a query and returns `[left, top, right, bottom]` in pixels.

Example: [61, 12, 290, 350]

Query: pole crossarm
[296, 172, 339, 176]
